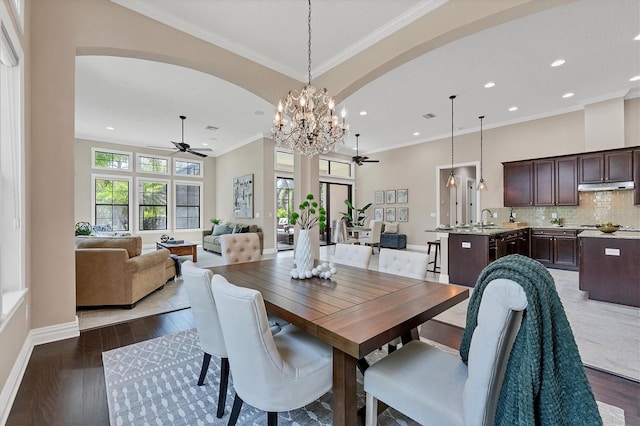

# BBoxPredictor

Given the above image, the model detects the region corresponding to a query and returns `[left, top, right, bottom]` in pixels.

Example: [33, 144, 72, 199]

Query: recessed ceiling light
[352, 147, 358, 151]
[202, 142, 209, 146]
[562, 92, 574, 98]
[254, 110, 265, 116]
[105, 126, 114, 130]
[551, 59, 566, 67]
[484, 82, 495, 88]
[630, 75, 640, 82]
[359, 111, 367, 116]
[635, 34, 640, 41]
[413, 132, 420, 136]
[508, 106, 518, 112]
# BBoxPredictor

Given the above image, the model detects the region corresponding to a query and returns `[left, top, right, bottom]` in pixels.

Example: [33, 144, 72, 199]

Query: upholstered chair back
[220, 233, 262, 264]
[359, 220, 383, 245]
[334, 243, 372, 268]
[463, 278, 527, 425]
[211, 274, 332, 413]
[182, 261, 227, 358]
[378, 248, 428, 280]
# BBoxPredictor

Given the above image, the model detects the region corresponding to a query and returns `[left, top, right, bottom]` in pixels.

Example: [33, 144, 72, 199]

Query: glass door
[276, 177, 295, 251]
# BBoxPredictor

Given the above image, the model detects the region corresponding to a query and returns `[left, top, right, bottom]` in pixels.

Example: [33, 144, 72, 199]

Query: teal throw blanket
[459, 254, 602, 426]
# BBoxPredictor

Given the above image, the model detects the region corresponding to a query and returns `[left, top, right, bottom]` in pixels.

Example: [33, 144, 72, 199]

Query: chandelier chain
[307, 0, 312, 85]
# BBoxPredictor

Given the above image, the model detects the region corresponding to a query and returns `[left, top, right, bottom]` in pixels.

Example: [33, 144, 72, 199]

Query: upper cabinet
[503, 161, 533, 207]
[534, 156, 578, 206]
[579, 149, 633, 184]
[634, 149, 640, 205]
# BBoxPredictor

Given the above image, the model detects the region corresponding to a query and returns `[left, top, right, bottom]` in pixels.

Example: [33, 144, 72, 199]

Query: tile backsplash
[492, 190, 640, 228]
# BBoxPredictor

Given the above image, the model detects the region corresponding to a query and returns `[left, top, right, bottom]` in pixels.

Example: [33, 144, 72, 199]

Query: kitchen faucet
[481, 209, 493, 227]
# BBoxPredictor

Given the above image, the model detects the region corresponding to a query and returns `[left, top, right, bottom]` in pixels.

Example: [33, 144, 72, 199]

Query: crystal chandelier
[272, 0, 348, 156]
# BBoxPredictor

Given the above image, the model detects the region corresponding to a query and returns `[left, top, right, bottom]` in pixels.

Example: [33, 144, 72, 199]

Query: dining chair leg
[228, 393, 243, 426]
[197, 353, 211, 386]
[365, 393, 378, 426]
[217, 357, 230, 418]
[267, 411, 279, 426]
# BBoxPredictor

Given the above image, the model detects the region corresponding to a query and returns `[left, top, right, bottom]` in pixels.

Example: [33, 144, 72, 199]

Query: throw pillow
[384, 222, 398, 233]
[212, 224, 228, 236]
[232, 224, 247, 234]
[239, 225, 250, 233]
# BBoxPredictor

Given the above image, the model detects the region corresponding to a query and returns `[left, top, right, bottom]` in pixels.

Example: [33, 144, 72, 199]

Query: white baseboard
[0, 316, 79, 424]
[406, 244, 427, 252]
[263, 248, 278, 255]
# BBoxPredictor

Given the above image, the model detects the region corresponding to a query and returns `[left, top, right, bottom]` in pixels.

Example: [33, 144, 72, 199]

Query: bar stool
[427, 240, 440, 273]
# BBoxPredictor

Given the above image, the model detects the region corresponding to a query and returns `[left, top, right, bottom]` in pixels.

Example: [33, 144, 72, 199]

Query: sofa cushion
[212, 224, 229, 236]
[384, 222, 399, 233]
[233, 224, 250, 233]
[75, 236, 141, 258]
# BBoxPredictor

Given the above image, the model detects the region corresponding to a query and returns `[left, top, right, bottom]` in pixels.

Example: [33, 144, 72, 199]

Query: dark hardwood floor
[6, 311, 639, 426]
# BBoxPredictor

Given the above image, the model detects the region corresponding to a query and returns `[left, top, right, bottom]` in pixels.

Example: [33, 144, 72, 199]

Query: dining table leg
[332, 348, 358, 426]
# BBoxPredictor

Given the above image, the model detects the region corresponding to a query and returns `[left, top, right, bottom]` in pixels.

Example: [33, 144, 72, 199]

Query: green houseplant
[209, 218, 222, 225]
[290, 194, 326, 231]
[340, 199, 372, 227]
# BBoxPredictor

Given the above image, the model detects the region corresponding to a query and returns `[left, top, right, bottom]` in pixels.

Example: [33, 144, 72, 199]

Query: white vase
[295, 229, 314, 274]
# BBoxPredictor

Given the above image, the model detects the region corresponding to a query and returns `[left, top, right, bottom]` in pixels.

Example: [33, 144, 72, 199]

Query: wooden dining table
[209, 257, 469, 425]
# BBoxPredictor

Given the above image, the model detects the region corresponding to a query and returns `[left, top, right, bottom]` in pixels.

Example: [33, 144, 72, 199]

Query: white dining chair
[181, 261, 229, 419]
[219, 233, 261, 264]
[338, 217, 360, 244]
[333, 243, 372, 268]
[378, 248, 428, 280]
[364, 278, 527, 426]
[211, 274, 333, 426]
[358, 219, 383, 253]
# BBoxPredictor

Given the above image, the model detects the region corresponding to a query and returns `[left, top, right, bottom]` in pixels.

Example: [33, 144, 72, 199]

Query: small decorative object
[508, 208, 515, 223]
[290, 262, 337, 280]
[160, 234, 170, 243]
[375, 190, 384, 204]
[596, 222, 620, 233]
[290, 194, 326, 278]
[233, 174, 253, 218]
[549, 217, 563, 227]
[385, 189, 396, 204]
[75, 222, 92, 236]
[398, 207, 408, 222]
[210, 218, 222, 225]
[385, 207, 396, 222]
[397, 189, 408, 203]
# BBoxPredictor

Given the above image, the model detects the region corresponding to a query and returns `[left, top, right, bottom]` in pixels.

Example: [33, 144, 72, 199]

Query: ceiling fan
[352, 133, 379, 166]
[148, 115, 212, 157]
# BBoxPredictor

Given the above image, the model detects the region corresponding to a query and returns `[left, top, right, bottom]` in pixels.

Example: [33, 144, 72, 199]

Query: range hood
[578, 181, 635, 192]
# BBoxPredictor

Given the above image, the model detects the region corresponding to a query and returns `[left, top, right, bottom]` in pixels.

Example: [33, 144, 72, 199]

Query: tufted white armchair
[378, 248, 428, 280]
[364, 279, 527, 426]
[334, 243, 372, 268]
[220, 233, 262, 264]
[211, 274, 333, 426]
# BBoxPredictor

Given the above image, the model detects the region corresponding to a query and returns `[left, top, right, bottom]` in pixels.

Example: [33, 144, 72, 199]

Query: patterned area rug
[103, 329, 625, 426]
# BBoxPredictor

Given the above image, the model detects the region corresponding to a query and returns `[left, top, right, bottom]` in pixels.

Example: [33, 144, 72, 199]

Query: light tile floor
[77, 245, 640, 381]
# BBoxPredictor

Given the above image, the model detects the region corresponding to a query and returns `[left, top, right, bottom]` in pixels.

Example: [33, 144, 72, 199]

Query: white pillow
[384, 222, 398, 233]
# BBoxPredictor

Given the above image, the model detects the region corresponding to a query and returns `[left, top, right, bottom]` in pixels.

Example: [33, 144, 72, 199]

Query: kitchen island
[579, 230, 640, 307]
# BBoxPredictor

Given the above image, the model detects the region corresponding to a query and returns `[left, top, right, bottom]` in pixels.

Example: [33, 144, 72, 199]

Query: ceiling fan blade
[363, 159, 380, 163]
[170, 141, 186, 150]
[189, 147, 213, 152]
[187, 149, 208, 158]
[147, 145, 178, 151]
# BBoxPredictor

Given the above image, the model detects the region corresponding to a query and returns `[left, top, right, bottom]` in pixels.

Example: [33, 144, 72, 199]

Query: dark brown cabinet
[503, 161, 533, 207]
[534, 156, 578, 206]
[530, 228, 580, 271]
[634, 149, 640, 205]
[579, 149, 633, 184]
[579, 236, 640, 307]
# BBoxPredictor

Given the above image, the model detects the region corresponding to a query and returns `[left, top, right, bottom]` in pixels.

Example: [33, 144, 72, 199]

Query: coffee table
[156, 240, 198, 262]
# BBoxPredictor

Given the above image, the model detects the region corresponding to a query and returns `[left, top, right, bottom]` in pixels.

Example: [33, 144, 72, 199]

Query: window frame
[173, 157, 204, 178]
[174, 180, 203, 230]
[135, 152, 171, 175]
[92, 147, 133, 172]
[135, 177, 171, 233]
[91, 173, 133, 232]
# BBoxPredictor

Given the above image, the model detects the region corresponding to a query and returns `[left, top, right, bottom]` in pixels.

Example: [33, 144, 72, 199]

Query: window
[174, 158, 203, 177]
[92, 147, 132, 171]
[137, 179, 169, 231]
[93, 175, 131, 231]
[175, 181, 202, 230]
[137, 154, 169, 174]
[275, 150, 294, 172]
[1, 9, 26, 322]
[319, 158, 352, 178]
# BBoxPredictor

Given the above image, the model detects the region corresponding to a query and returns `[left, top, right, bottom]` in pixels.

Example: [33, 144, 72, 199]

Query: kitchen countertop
[427, 225, 640, 236]
[426, 226, 528, 236]
[578, 230, 640, 240]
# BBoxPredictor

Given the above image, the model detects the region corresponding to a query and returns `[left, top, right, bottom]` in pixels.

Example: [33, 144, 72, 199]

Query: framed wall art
[385, 207, 396, 222]
[374, 207, 383, 221]
[375, 190, 384, 205]
[233, 174, 254, 218]
[398, 207, 408, 222]
[385, 189, 396, 204]
[397, 188, 408, 203]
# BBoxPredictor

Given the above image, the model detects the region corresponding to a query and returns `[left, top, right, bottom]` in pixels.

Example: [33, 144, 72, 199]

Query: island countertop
[578, 230, 640, 240]
[426, 226, 528, 236]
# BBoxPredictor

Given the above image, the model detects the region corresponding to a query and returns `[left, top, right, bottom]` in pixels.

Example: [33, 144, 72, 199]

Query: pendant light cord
[307, 0, 312, 86]
[479, 115, 484, 178]
[449, 95, 456, 171]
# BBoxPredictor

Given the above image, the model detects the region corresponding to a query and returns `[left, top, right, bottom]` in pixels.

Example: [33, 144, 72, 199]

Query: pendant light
[477, 115, 488, 191]
[446, 95, 457, 188]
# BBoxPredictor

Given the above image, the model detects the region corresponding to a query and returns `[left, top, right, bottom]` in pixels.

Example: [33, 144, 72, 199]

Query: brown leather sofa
[75, 236, 174, 308]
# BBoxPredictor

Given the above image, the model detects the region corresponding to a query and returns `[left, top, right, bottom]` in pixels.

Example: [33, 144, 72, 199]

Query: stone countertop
[425, 226, 528, 236]
[578, 230, 640, 240]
